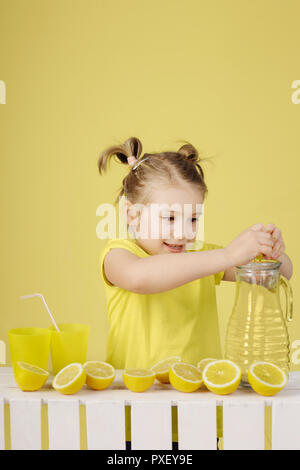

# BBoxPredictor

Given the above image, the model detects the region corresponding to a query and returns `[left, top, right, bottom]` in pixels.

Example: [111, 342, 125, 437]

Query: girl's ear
[123, 198, 141, 226]
[123, 199, 144, 239]
[123, 197, 133, 224]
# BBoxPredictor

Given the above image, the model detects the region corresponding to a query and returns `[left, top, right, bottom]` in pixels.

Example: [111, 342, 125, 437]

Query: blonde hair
[98, 137, 210, 204]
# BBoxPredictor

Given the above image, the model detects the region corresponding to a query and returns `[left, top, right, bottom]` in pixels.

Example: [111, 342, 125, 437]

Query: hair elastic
[132, 157, 149, 171]
[127, 155, 138, 167]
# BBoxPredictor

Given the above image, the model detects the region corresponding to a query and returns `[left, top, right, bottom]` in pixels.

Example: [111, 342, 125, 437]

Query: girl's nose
[173, 224, 187, 241]
[172, 216, 198, 240]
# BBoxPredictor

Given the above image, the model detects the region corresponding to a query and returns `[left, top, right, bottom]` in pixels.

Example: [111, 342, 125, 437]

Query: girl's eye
[161, 216, 198, 222]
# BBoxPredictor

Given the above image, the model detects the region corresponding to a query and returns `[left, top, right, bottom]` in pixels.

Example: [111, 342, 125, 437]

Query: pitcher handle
[280, 275, 293, 322]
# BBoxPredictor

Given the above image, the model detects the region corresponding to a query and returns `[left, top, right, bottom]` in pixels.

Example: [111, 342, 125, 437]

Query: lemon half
[52, 363, 86, 395]
[248, 361, 288, 396]
[123, 369, 155, 392]
[83, 361, 116, 390]
[169, 362, 203, 393]
[202, 359, 241, 395]
[14, 361, 49, 391]
[151, 356, 181, 384]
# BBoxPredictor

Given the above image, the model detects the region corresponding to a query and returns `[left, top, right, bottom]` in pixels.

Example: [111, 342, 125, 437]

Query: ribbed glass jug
[224, 259, 293, 386]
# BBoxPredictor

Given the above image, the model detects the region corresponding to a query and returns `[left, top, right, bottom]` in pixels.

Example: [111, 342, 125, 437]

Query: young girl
[97, 136, 292, 448]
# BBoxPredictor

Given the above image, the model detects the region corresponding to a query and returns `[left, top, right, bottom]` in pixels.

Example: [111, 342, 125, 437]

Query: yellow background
[0, 0, 299, 369]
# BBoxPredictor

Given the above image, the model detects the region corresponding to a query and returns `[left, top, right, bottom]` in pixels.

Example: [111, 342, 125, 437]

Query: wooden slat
[272, 401, 300, 450]
[10, 398, 41, 450]
[0, 398, 4, 450]
[85, 401, 125, 450]
[177, 401, 217, 450]
[47, 399, 80, 450]
[223, 401, 265, 450]
[131, 401, 172, 450]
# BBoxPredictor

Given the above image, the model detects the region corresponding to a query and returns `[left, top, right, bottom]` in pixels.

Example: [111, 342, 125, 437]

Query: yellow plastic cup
[49, 323, 90, 374]
[8, 327, 51, 372]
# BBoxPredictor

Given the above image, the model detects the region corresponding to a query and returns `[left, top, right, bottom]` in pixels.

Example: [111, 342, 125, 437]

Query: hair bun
[115, 137, 142, 164]
[177, 143, 199, 164]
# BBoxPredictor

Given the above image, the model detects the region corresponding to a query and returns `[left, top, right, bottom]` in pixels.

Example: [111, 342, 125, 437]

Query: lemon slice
[248, 361, 288, 396]
[202, 359, 241, 395]
[52, 363, 86, 395]
[169, 362, 203, 393]
[83, 361, 116, 390]
[14, 361, 49, 391]
[253, 254, 277, 263]
[151, 356, 182, 384]
[253, 253, 264, 262]
[123, 369, 155, 392]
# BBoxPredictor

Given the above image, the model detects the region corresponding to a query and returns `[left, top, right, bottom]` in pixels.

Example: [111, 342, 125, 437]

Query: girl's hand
[224, 223, 274, 267]
[264, 223, 286, 260]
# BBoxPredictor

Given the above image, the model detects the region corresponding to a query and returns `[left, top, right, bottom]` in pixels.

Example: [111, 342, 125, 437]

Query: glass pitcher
[224, 259, 293, 386]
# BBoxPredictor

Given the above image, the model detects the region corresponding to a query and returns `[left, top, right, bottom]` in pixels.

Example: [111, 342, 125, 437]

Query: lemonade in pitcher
[224, 258, 293, 386]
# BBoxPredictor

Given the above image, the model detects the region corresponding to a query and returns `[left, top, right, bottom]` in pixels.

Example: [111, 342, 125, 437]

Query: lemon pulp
[169, 362, 203, 393]
[83, 361, 115, 390]
[202, 360, 241, 395]
[123, 369, 155, 392]
[248, 361, 287, 396]
[52, 363, 86, 395]
[14, 361, 49, 391]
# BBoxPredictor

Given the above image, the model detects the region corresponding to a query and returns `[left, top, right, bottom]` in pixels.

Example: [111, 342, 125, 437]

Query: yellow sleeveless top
[100, 237, 225, 441]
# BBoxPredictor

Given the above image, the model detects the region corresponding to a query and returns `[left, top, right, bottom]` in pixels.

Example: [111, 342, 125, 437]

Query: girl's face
[127, 183, 205, 255]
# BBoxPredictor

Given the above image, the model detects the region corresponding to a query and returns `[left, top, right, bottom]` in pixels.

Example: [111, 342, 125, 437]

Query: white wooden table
[1, 367, 300, 450]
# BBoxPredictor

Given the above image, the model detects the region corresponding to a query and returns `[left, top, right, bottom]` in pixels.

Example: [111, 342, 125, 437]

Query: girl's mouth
[163, 242, 184, 253]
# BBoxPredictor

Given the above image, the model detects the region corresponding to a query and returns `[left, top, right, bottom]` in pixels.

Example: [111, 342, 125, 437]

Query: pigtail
[177, 142, 199, 164]
[97, 137, 143, 174]
[177, 141, 207, 179]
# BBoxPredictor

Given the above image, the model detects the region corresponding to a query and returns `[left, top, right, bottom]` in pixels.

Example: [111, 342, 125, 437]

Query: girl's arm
[104, 247, 233, 294]
[103, 225, 274, 294]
